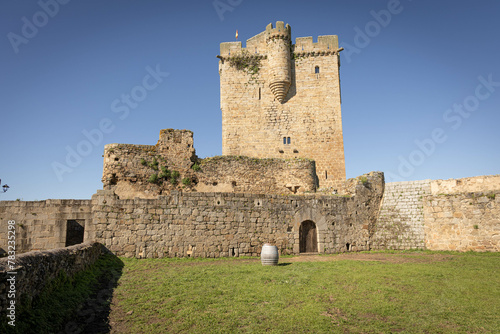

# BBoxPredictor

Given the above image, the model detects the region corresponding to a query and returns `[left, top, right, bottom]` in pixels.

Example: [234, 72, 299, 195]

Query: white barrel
[261, 244, 279, 266]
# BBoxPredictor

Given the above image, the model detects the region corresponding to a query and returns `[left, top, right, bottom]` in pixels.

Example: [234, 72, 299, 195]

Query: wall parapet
[430, 174, 500, 195]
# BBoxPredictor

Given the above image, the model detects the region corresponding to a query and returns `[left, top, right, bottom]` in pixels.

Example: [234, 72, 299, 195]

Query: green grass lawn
[109, 251, 500, 333]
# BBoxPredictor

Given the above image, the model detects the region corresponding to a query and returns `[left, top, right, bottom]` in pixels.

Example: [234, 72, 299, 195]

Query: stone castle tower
[218, 21, 346, 189]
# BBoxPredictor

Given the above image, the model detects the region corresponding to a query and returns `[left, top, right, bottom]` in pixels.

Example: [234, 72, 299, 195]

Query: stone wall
[102, 129, 197, 199]
[2, 173, 499, 257]
[431, 174, 500, 195]
[424, 191, 500, 251]
[87, 172, 384, 258]
[0, 200, 92, 254]
[373, 175, 500, 252]
[219, 21, 346, 189]
[0, 242, 104, 313]
[196, 155, 316, 194]
[372, 180, 431, 250]
[102, 129, 318, 199]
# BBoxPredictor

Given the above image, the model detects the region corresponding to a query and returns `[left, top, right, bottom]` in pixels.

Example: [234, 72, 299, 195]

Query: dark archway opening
[299, 220, 318, 253]
[65, 219, 85, 247]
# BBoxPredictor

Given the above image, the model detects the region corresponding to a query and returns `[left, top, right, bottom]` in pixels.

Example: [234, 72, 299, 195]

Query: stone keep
[218, 21, 346, 189]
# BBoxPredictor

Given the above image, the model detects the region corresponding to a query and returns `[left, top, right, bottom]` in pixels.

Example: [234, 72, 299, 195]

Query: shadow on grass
[3, 248, 124, 334]
[278, 263, 292, 266]
[64, 250, 124, 334]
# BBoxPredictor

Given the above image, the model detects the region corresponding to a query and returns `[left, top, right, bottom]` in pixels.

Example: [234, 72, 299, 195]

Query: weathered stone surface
[372, 180, 430, 250]
[373, 175, 500, 252]
[0, 242, 104, 313]
[431, 174, 500, 195]
[196, 155, 316, 194]
[424, 191, 499, 252]
[101, 129, 317, 199]
[0, 200, 92, 254]
[219, 22, 346, 190]
[1, 173, 498, 257]
[86, 172, 384, 258]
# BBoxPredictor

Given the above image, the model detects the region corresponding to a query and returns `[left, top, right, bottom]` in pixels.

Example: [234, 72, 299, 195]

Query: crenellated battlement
[265, 21, 291, 41]
[219, 23, 340, 59]
[219, 21, 291, 58]
[294, 35, 340, 56]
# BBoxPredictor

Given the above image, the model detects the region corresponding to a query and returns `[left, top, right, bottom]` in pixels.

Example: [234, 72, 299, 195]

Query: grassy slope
[110, 252, 500, 333]
[0, 253, 124, 334]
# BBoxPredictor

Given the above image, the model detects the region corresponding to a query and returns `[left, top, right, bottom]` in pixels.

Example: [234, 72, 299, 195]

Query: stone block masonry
[219, 22, 346, 189]
[1, 173, 498, 257]
[102, 129, 197, 199]
[373, 175, 500, 252]
[197, 155, 316, 194]
[0, 199, 92, 254]
[0, 242, 104, 313]
[87, 172, 385, 258]
[372, 180, 431, 250]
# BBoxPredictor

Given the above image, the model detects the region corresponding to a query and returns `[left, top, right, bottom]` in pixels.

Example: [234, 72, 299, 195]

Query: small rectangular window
[315, 66, 320, 74]
[287, 137, 291, 144]
[283, 137, 287, 145]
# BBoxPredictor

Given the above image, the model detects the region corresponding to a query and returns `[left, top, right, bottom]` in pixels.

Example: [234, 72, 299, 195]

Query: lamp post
[1, 179, 9, 193]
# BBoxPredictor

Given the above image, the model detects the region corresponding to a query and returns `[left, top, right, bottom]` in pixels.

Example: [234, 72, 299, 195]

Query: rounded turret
[266, 21, 292, 103]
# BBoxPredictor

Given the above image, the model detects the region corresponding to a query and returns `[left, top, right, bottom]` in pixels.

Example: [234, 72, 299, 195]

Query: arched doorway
[299, 220, 318, 253]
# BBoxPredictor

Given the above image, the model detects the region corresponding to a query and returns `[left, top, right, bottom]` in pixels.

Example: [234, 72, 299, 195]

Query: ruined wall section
[102, 129, 318, 198]
[88, 172, 384, 258]
[219, 21, 346, 190]
[0, 200, 92, 254]
[102, 129, 198, 199]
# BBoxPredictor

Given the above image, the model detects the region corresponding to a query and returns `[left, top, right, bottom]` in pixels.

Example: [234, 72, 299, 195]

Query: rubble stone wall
[102, 129, 318, 199]
[87, 172, 384, 258]
[424, 191, 500, 251]
[0, 242, 104, 313]
[430, 174, 500, 195]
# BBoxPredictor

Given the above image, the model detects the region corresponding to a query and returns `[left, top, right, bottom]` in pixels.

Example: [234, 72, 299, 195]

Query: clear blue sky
[1, 0, 499, 200]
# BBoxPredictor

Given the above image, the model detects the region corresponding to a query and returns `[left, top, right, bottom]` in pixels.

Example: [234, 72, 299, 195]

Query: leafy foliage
[229, 51, 261, 75]
[192, 163, 201, 172]
[148, 174, 158, 183]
